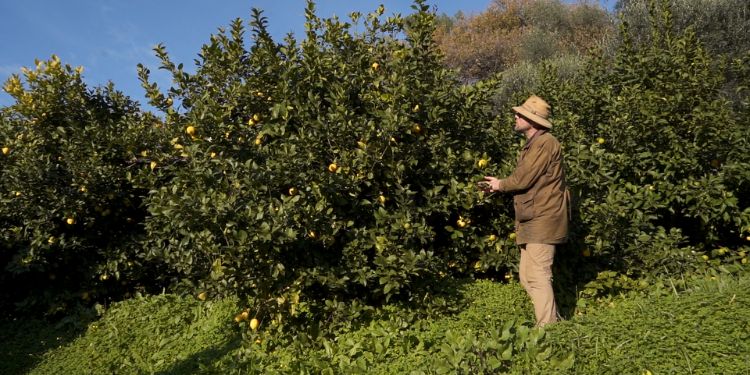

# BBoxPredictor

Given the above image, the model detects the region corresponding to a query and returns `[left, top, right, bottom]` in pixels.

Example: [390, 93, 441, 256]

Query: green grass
[3, 272, 749, 374]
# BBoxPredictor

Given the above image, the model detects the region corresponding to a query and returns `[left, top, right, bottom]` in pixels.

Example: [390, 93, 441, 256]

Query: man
[479, 95, 570, 327]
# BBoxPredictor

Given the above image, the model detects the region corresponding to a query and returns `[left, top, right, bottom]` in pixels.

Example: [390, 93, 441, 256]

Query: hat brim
[513, 106, 552, 129]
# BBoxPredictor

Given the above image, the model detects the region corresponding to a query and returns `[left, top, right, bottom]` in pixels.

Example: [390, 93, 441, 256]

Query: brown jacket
[497, 131, 569, 245]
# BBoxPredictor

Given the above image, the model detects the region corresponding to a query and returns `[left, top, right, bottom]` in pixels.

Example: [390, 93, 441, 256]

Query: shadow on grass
[553, 243, 604, 321]
[0, 310, 95, 375]
[154, 336, 243, 375]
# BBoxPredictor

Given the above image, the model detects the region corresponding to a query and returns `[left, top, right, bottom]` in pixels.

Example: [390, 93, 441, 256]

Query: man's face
[514, 112, 532, 133]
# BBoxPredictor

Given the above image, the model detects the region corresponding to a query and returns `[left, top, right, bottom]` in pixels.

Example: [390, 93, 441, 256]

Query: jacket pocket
[515, 197, 535, 222]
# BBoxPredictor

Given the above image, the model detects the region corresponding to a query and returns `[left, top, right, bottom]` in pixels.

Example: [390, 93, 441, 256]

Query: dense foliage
[0, 59, 166, 314]
[0, 0, 748, 358]
[433, 0, 613, 81]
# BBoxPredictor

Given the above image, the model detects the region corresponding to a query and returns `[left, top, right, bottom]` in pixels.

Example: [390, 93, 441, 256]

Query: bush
[536, 0, 750, 279]
[0, 57, 166, 314]
[133, 1, 517, 323]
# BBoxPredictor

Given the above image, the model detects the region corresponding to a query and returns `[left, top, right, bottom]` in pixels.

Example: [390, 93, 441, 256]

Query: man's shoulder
[534, 131, 561, 149]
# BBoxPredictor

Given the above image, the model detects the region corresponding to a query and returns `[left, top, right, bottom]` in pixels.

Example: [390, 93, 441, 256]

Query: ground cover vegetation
[1, 0, 749, 373]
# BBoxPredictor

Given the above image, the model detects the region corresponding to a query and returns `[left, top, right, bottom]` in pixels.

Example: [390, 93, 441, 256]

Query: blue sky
[1, 0, 615, 109]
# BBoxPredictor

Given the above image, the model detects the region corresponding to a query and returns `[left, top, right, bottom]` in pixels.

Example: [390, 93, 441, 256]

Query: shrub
[133, 1, 515, 323]
[0, 56, 165, 314]
[537, 0, 750, 279]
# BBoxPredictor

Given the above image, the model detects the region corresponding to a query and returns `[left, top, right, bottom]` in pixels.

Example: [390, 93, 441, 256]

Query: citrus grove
[1, 0, 749, 370]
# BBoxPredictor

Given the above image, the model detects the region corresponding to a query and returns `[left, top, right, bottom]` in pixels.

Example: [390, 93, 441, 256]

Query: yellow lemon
[210, 152, 217, 158]
[255, 137, 262, 146]
[488, 234, 497, 242]
[1, 147, 9, 155]
[99, 274, 109, 281]
[79, 186, 87, 192]
[328, 163, 338, 173]
[253, 114, 261, 122]
[256, 91, 264, 97]
[150, 161, 157, 170]
[249, 318, 259, 330]
[371, 62, 380, 70]
[412, 124, 422, 134]
[456, 217, 468, 228]
[15, 191, 22, 197]
[509, 233, 517, 240]
[477, 159, 488, 168]
[288, 187, 297, 196]
[248, 118, 255, 126]
[197, 292, 207, 301]
[66, 217, 76, 225]
[412, 104, 420, 112]
[186, 125, 196, 136]
[742, 258, 748, 264]
[702, 255, 709, 261]
[378, 195, 387, 205]
[165, 98, 173, 106]
[597, 137, 605, 144]
[48, 236, 56, 244]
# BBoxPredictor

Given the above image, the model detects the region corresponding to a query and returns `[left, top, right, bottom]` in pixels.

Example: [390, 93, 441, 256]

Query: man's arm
[483, 140, 554, 193]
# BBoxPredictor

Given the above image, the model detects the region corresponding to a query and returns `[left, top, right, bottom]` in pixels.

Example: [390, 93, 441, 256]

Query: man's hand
[478, 176, 501, 192]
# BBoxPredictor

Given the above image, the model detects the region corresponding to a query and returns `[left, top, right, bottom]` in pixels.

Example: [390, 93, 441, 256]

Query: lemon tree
[0, 56, 165, 313]
[133, 1, 516, 322]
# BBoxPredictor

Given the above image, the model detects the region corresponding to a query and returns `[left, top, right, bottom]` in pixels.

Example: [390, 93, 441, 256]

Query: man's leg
[519, 243, 558, 326]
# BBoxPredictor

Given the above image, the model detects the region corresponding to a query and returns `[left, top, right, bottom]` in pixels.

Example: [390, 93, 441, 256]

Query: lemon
[1, 147, 9, 155]
[509, 233, 517, 240]
[412, 104, 420, 112]
[288, 187, 297, 196]
[412, 124, 422, 134]
[66, 217, 76, 225]
[456, 217, 468, 228]
[702, 255, 709, 261]
[253, 114, 261, 122]
[186, 125, 196, 136]
[597, 137, 605, 144]
[477, 159, 488, 168]
[150, 161, 157, 170]
[197, 292, 207, 301]
[249, 318, 259, 330]
[328, 163, 338, 173]
[378, 195, 387, 205]
[371, 62, 380, 70]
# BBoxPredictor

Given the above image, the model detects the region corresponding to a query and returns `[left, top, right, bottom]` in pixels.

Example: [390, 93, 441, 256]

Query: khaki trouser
[519, 243, 558, 327]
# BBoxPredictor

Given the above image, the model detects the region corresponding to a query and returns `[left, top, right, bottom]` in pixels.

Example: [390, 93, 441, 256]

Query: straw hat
[513, 95, 552, 129]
